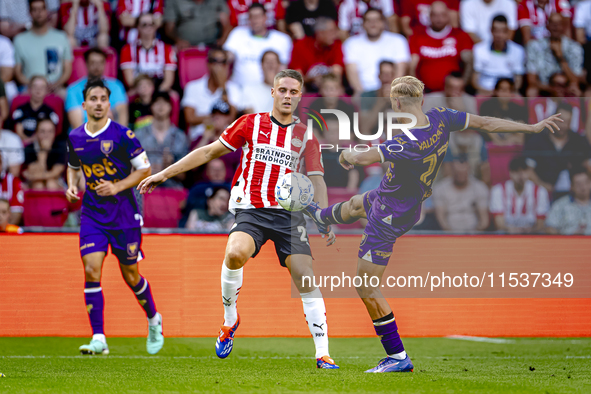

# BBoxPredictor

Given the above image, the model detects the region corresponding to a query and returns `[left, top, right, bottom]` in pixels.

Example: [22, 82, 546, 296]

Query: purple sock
[84, 282, 104, 335]
[373, 314, 405, 356]
[318, 202, 349, 225]
[130, 276, 157, 319]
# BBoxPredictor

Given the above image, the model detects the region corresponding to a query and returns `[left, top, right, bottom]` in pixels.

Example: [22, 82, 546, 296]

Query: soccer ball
[275, 172, 315, 211]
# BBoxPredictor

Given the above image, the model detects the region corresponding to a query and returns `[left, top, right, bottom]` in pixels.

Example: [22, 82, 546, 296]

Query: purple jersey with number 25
[359, 107, 469, 265]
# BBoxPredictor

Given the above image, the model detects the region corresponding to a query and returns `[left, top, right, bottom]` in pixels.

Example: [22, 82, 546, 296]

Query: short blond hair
[390, 76, 424, 107]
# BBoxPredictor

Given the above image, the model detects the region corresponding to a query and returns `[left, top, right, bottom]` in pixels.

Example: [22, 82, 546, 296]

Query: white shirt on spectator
[242, 82, 274, 114]
[0, 129, 25, 173]
[223, 27, 292, 87]
[338, 0, 395, 35]
[0, 34, 17, 102]
[460, 0, 518, 42]
[574, 1, 591, 40]
[181, 75, 244, 140]
[473, 39, 525, 91]
[490, 180, 550, 229]
[343, 31, 410, 92]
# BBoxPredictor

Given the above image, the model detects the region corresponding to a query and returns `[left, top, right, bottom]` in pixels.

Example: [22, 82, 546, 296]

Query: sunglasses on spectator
[208, 58, 227, 64]
[139, 22, 155, 28]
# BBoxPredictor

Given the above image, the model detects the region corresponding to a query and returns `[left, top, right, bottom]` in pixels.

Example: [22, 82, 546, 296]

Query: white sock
[92, 334, 107, 344]
[301, 288, 329, 359]
[389, 351, 407, 360]
[148, 312, 161, 327]
[221, 263, 243, 327]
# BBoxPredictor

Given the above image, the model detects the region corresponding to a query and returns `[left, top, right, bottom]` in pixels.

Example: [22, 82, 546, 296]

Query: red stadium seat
[10, 94, 65, 136]
[23, 190, 71, 227]
[143, 188, 188, 228]
[487, 143, 523, 185]
[69, 46, 118, 85]
[178, 48, 208, 88]
[326, 187, 361, 230]
[127, 90, 180, 127]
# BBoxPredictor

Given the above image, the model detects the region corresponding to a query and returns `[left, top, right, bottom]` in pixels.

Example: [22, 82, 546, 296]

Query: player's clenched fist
[137, 172, 168, 194]
[65, 185, 80, 202]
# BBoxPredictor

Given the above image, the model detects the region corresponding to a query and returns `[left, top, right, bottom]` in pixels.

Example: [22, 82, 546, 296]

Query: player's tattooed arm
[468, 113, 564, 134]
[339, 147, 382, 170]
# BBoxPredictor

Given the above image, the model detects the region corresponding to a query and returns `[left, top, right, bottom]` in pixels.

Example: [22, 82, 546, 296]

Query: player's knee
[84, 264, 101, 282]
[225, 248, 249, 269]
[120, 265, 140, 287]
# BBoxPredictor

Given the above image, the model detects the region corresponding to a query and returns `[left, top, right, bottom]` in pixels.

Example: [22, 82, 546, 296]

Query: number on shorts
[297, 226, 308, 242]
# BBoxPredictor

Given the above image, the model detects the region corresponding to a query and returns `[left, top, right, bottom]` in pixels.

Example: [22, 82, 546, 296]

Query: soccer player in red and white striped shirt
[138, 70, 339, 369]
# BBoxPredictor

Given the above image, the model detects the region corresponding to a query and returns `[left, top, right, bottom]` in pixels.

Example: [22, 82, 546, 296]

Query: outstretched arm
[338, 147, 382, 170]
[138, 140, 231, 194]
[468, 113, 563, 134]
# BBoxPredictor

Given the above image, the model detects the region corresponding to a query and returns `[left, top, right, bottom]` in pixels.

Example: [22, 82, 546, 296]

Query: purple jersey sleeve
[122, 127, 145, 159]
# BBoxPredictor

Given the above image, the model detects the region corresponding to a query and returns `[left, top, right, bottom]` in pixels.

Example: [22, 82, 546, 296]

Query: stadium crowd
[1, 0, 591, 234]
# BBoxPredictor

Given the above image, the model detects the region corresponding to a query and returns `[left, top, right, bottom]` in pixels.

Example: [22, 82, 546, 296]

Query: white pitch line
[1, 355, 586, 360]
[446, 335, 516, 344]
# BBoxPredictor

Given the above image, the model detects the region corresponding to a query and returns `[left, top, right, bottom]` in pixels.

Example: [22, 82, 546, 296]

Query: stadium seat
[487, 143, 523, 185]
[143, 188, 188, 228]
[69, 46, 118, 85]
[10, 94, 65, 136]
[178, 48, 208, 88]
[326, 187, 361, 230]
[127, 90, 180, 126]
[527, 97, 583, 134]
[23, 190, 71, 227]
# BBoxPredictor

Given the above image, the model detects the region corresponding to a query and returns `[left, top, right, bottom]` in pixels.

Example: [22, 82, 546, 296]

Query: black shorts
[230, 208, 312, 267]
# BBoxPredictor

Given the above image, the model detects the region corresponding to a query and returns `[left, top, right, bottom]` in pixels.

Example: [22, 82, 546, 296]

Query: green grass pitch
[0, 337, 590, 393]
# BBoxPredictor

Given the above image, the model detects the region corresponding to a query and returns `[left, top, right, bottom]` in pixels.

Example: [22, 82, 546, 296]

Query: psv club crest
[101, 140, 114, 155]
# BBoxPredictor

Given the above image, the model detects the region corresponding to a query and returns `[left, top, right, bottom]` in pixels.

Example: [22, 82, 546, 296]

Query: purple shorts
[358, 189, 421, 266]
[79, 223, 144, 265]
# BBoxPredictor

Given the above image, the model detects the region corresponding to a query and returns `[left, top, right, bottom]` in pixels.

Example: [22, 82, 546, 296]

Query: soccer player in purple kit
[306, 76, 563, 373]
[65, 79, 164, 355]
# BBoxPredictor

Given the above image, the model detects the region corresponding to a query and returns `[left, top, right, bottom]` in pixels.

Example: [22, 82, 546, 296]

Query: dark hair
[248, 3, 266, 14]
[509, 156, 529, 172]
[379, 60, 395, 72]
[261, 50, 280, 64]
[136, 12, 154, 28]
[83, 78, 111, 100]
[84, 47, 107, 63]
[446, 71, 463, 80]
[207, 46, 227, 62]
[556, 101, 573, 114]
[363, 8, 384, 21]
[494, 78, 514, 91]
[491, 14, 508, 25]
[570, 166, 590, 182]
[206, 186, 230, 199]
[151, 91, 171, 106]
[28, 0, 45, 7]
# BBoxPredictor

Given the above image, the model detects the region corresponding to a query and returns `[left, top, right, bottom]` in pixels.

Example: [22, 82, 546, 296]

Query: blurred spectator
[0, 81, 8, 127]
[60, 0, 111, 48]
[229, 0, 286, 31]
[182, 48, 243, 141]
[546, 169, 591, 234]
[0, 198, 23, 234]
[526, 12, 583, 97]
[286, 0, 337, 39]
[185, 186, 234, 232]
[135, 92, 188, 188]
[290, 18, 343, 92]
[242, 50, 280, 114]
[14, 0, 72, 94]
[358, 61, 395, 136]
[180, 159, 231, 227]
[360, 60, 395, 99]
[400, 0, 459, 37]
[22, 119, 66, 190]
[472, 15, 525, 95]
[460, 0, 517, 43]
[163, 0, 230, 50]
[128, 74, 154, 130]
[12, 76, 59, 146]
[343, 9, 410, 95]
[65, 48, 128, 129]
[409, 2, 473, 93]
[0, 34, 17, 103]
[0, 154, 24, 225]
[490, 156, 550, 233]
[524, 102, 591, 196]
[309, 74, 355, 140]
[529, 72, 582, 133]
[338, 0, 397, 37]
[120, 13, 177, 91]
[518, 0, 572, 45]
[433, 156, 490, 232]
[117, 0, 163, 45]
[0, 0, 59, 39]
[317, 118, 360, 190]
[443, 132, 491, 185]
[479, 78, 528, 145]
[224, 4, 292, 87]
[423, 72, 477, 115]
[574, 0, 591, 45]
[0, 128, 24, 177]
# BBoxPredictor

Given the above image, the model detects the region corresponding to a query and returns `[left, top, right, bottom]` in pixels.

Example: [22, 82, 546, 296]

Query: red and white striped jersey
[59, 1, 112, 46]
[0, 172, 24, 214]
[117, 0, 163, 44]
[490, 180, 550, 228]
[228, 0, 285, 28]
[219, 112, 324, 212]
[518, 0, 571, 40]
[120, 39, 177, 80]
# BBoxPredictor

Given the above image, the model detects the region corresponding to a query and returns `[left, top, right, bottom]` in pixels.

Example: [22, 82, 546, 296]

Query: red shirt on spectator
[120, 39, 177, 81]
[338, 0, 396, 36]
[401, 0, 459, 34]
[117, 0, 163, 43]
[289, 36, 344, 78]
[59, 0, 112, 46]
[0, 172, 24, 216]
[228, 0, 285, 28]
[409, 26, 472, 92]
[518, 0, 571, 40]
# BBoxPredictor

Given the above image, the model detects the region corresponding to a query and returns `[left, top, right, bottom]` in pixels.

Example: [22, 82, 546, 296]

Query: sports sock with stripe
[373, 312, 406, 359]
[221, 263, 243, 327]
[129, 276, 157, 320]
[301, 288, 330, 359]
[84, 282, 104, 337]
